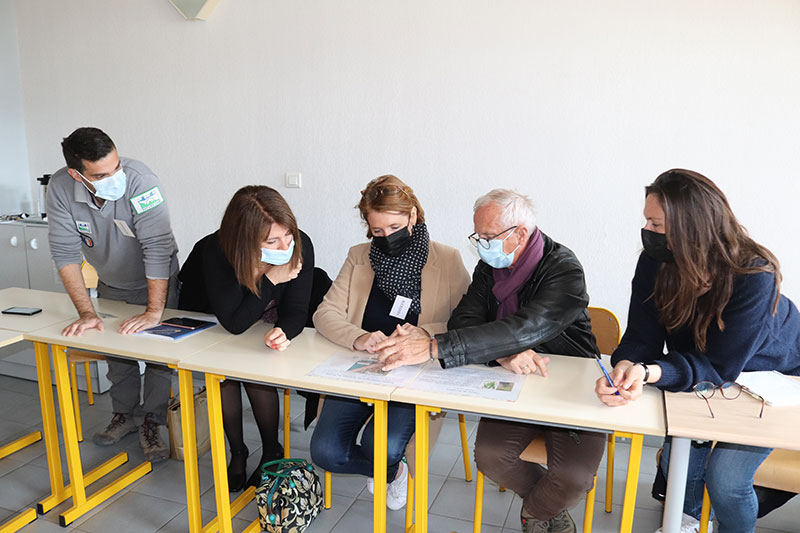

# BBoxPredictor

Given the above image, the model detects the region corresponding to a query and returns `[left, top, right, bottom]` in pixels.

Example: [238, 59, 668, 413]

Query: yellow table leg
[583, 475, 597, 533]
[619, 432, 643, 533]
[363, 398, 388, 533]
[177, 367, 202, 533]
[52, 344, 152, 526]
[52, 344, 88, 513]
[0, 508, 37, 533]
[412, 404, 440, 533]
[84, 361, 94, 405]
[69, 361, 83, 442]
[38, 452, 129, 513]
[458, 414, 472, 482]
[324, 470, 332, 509]
[606, 433, 615, 512]
[206, 373, 233, 533]
[283, 388, 291, 457]
[0, 431, 41, 459]
[33, 342, 67, 514]
[699, 487, 712, 533]
[473, 470, 484, 533]
[202, 487, 255, 533]
[405, 473, 415, 531]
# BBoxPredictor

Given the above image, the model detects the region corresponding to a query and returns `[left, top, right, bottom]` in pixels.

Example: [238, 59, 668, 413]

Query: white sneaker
[366, 477, 374, 495]
[386, 461, 408, 511]
[654, 512, 713, 533]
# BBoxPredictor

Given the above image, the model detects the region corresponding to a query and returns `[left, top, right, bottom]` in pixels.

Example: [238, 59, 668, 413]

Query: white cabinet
[0, 221, 110, 393]
[0, 222, 64, 292]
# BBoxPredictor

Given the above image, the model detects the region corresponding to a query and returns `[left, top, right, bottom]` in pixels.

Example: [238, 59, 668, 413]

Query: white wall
[0, 0, 31, 214]
[13, 0, 800, 323]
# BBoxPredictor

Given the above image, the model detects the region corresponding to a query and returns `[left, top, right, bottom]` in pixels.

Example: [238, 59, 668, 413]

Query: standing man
[377, 189, 605, 533]
[47, 127, 179, 462]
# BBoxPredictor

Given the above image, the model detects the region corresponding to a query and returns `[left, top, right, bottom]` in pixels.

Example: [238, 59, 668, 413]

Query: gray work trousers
[96, 274, 179, 426]
[474, 417, 606, 521]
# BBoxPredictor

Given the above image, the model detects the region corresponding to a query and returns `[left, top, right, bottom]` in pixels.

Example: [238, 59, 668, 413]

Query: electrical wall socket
[285, 172, 302, 188]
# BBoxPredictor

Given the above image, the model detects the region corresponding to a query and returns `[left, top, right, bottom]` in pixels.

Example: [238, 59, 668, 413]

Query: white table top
[180, 326, 396, 401]
[664, 381, 800, 450]
[22, 296, 232, 365]
[0, 328, 24, 348]
[391, 354, 667, 436]
[0, 287, 81, 333]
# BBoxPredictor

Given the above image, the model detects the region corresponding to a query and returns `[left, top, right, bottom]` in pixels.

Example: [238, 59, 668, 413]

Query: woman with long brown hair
[179, 185, 314, 491]
[310, 175, 469, 510]
[595, 169, 800, 532]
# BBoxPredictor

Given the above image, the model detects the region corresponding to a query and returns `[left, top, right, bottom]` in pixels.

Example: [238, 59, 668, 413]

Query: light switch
[285, 172, 302, 188]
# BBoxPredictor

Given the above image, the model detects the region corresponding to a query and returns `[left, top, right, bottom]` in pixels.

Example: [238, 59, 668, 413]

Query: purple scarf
[492, 229, 544, 319]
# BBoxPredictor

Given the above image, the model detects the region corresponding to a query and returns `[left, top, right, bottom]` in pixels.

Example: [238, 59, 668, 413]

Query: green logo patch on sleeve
[130, 186, 164, 214]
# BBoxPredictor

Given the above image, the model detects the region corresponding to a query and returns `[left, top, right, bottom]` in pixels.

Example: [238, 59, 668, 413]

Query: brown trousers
[475, 417, 606, 520]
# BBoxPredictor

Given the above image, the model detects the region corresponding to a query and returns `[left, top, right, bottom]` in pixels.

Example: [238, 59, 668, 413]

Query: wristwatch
[635, 361, 650, 383]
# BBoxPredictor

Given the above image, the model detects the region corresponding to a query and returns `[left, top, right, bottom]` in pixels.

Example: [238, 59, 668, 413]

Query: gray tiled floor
[0, 374, 798, 532]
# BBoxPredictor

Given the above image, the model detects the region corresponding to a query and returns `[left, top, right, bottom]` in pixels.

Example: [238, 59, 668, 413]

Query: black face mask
[372, 226, 412, 257]
[641, 228, 675, 263]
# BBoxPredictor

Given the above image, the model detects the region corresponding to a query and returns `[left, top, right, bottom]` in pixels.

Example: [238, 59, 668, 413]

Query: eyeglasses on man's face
[693, 380, 765, 419]
[468, 225, 518, 250]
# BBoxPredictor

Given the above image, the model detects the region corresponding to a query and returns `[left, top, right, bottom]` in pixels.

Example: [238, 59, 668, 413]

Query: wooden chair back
[587, 307, 621, 355]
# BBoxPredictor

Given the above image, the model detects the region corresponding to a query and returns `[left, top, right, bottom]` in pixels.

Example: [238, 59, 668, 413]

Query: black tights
[221, 379, 283, 479]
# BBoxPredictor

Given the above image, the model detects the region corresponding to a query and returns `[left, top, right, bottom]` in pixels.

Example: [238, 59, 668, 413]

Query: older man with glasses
[377, 188, 605, 533]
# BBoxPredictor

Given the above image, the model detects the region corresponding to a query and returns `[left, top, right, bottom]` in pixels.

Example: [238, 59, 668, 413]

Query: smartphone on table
[2, 307, 43, 316]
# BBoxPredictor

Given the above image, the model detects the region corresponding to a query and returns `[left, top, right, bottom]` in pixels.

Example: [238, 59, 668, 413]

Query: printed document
[406, 363, 526, 401]
[307, 351, 421, 387]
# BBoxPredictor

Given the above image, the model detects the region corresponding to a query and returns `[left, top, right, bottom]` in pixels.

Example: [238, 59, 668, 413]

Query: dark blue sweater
[611, 253, 800, 392]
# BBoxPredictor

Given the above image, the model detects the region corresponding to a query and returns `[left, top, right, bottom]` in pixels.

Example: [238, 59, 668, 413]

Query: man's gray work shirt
[46, 157, 179, 291]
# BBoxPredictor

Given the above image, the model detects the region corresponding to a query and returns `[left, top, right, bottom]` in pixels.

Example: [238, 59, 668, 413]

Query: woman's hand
[265, 261, 302, 285]
[497, 349, 550, 376]
[353, 330, 388, 353]
[264, 327, 290, 351]
[595, 360, 645, 406]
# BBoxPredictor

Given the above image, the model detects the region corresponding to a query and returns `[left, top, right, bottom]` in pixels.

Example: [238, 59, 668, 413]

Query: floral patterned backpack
[255, 458, 323, 533]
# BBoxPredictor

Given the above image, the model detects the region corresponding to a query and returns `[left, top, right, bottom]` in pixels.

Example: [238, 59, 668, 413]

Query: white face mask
[78, 167, 127, 201]
[261, 239, 295, 266]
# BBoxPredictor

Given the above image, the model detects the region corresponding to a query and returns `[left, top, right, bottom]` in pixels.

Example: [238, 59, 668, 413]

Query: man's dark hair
[61, 127, 116, 173]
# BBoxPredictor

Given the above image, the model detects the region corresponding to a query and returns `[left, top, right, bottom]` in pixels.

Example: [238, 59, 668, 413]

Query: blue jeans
[310, 396, 415, 479]
[660, 438, 772, 533]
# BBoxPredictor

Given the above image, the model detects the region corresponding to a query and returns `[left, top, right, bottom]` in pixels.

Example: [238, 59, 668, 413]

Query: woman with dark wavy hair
[595, 169, 800, 533]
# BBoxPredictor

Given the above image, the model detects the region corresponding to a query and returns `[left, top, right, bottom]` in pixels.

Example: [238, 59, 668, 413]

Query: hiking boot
[139, 413, 169, 463]
[549, 509, 576, 533]
[93, 413, 136, 446]
[520, 512, 549, 533]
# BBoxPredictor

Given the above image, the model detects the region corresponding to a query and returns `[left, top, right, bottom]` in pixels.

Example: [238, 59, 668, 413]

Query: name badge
[389, 295, 412, 320]
[113, 219, 136, 238]
[75, 221, 91, 234]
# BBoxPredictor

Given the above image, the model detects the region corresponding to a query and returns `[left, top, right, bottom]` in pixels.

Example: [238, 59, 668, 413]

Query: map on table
[307, 351, 421, 387]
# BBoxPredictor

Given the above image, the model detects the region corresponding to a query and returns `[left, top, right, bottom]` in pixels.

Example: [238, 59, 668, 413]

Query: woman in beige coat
[311, 175, 469, 510]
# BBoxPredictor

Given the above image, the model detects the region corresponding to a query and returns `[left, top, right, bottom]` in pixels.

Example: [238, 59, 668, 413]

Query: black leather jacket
[436, 233, 598, 368]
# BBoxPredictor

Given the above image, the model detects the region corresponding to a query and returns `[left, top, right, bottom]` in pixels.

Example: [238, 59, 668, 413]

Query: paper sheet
[736, 371, 800, 406]
[406, 363, 526, 402]
[306, 351, 421, 387]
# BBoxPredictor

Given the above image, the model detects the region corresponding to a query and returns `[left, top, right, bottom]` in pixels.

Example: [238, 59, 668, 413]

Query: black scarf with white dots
[368, 223, 429, 314]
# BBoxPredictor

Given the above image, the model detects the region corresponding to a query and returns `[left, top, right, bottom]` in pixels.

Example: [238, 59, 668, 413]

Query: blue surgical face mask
[261, 238, 295, 266]
[79, 167, 127, 201]
[477, 231, 519, 269]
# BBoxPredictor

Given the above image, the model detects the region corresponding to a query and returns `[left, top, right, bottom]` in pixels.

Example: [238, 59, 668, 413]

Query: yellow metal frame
[202, 376, 389, 533]
[48, 343, 152, 526]
[362, 398, 388, 533]
[0, 509, 37, 533]
[615, 432, 644, 533]
[283, 388, 291, 457]
[457, 414, 472, 482]
[0, 431, 41, 459]
[405, 404, 440, 533]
